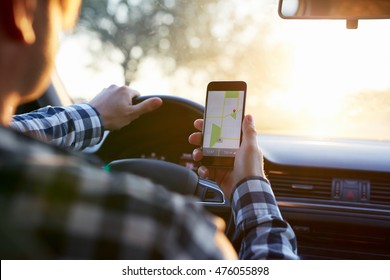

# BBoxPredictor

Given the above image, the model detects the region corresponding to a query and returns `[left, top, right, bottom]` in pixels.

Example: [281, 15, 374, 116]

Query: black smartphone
[201, 81, 247, 167]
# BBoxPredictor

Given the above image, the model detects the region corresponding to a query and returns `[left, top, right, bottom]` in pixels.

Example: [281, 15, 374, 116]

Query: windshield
[56, 0, 390, 141]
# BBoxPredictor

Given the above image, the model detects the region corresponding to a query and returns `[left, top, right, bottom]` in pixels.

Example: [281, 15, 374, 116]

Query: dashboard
[91, 96, 390, 260]
[261, 135, 390, 259]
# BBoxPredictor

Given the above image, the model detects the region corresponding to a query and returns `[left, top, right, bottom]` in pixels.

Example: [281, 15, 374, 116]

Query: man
[0, 0, 298, 259]
[11, 85, 162, 150]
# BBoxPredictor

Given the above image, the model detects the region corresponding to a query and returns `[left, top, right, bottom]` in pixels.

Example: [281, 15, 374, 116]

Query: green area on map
[225, 91, 239, 98]
[210, 123, 221, 147]
[225, 91, 239, 119]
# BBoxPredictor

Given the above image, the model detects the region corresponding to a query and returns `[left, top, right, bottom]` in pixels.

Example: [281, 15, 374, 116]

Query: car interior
[16, 0, 390, 259]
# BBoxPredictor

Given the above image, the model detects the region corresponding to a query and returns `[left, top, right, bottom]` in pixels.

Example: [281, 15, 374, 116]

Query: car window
[56, 0, 390, 141]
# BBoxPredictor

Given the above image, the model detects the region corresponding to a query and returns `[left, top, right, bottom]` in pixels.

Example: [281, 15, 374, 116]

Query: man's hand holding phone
[189, 114, 266, 199]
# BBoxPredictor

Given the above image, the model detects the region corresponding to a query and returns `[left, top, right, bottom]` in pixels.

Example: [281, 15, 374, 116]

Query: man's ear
[1, 0, 37, 44]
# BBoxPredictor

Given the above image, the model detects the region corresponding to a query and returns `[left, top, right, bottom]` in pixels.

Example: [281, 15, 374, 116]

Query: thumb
[235, 114, 265, 180]
[241, 114, 258, 145]
[132, 97, 163, 116]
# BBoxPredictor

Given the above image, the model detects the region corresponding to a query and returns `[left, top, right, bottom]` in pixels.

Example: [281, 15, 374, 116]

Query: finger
[197, 165, 209, 178]
[188, 132, 202, 146]
[193, 119, 203, 131]
[128, 88, 141, 100]
[107, 84, 118, 90]
[131, 97, 163, 116]
[241, 114, 258, 146]
[192, 147, 203, 162]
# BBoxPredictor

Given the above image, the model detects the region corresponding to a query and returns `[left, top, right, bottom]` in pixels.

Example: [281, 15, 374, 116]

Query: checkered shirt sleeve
[10, 104, 103, 150]
[231, 177, 299, 259]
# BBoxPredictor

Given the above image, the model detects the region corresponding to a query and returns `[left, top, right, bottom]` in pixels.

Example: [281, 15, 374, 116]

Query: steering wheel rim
[134, 95, 204, 114]
[107, 158, 199, 195]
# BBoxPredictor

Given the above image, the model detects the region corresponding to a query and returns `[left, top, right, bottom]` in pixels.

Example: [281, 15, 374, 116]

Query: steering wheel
[96, 95, 203, 163]
[95, 95, 233, 233]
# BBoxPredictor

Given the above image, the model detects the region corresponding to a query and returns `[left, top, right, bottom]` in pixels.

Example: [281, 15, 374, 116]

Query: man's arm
[11, 104, 104, 150]
[10, 85, 162, 150]
[232, 177, 298, 259]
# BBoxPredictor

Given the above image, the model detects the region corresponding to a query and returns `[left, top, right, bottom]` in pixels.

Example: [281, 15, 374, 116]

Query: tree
[77, 0, 225, 84]
[76, 0, 289, 85]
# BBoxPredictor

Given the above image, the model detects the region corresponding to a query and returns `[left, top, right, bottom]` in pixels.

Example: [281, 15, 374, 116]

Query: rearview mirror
[278, 0, 390, 29]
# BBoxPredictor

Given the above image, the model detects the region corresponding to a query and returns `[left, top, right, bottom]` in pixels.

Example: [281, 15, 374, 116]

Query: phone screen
[202, 81, 246, 167]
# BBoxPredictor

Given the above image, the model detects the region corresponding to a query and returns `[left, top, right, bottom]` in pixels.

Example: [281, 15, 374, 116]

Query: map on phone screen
[203, 90, 245, 156]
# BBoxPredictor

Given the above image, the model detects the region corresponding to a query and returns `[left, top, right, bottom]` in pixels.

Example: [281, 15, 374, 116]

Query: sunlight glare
[272, 19, 390, 137]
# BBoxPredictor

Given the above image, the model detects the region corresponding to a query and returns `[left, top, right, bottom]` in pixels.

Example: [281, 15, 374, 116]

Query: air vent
[370, 179, 390, 206]
[267, 171, 332, 200]
[268, 169, 390, 205]
[295, 224, 390, 259]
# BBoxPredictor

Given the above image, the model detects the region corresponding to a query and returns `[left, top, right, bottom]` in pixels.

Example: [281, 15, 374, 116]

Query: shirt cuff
[231, 177, 282, 227]
[67, 104, 104, 149]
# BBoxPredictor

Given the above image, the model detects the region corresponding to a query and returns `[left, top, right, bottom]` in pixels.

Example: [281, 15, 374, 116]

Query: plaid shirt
[0, 125, 298, 260]
[10, 104, 103, 150]
[232, 177, 298, 259]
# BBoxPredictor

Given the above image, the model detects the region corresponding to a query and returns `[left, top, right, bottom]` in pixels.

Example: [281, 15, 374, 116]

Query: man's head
[0, 0, 81, 124]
